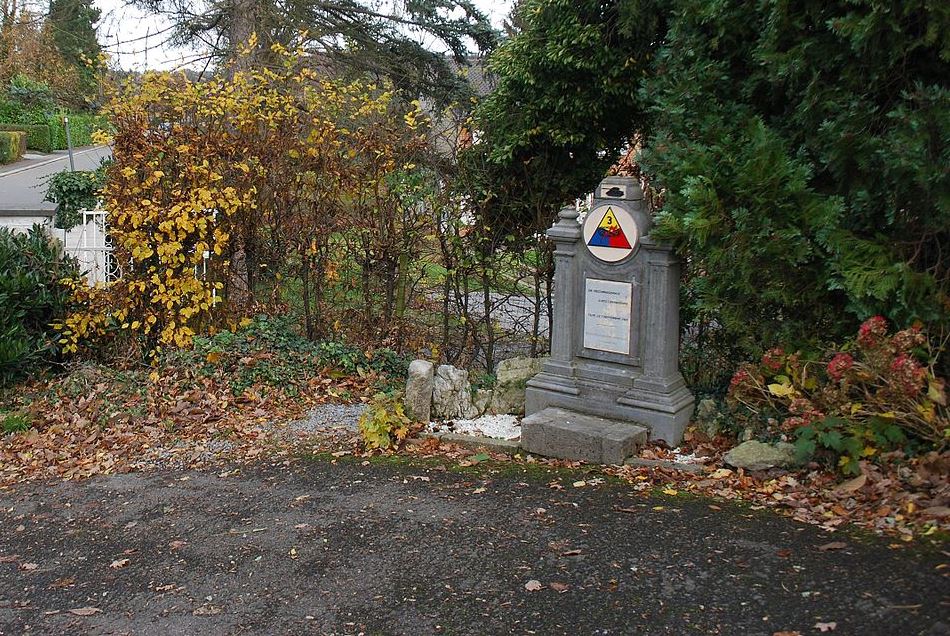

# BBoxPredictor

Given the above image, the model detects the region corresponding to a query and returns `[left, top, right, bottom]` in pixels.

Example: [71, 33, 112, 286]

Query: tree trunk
[481, 260, 494, 372]
[301, 250, 312, 339]
[394, 250, 409, 348]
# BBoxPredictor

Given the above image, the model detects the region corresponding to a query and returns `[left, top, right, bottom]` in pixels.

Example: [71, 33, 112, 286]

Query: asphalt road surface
[0, 146, 110, 213]
[0, 457, 947, 635]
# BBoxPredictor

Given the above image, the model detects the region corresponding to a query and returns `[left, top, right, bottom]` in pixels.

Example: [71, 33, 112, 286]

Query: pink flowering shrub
[728, 317, 947, 473]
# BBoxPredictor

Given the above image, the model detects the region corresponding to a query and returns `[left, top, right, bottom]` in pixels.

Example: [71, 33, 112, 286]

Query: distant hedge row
[0, 124, 53, 152]
[0, 114, 105, 153]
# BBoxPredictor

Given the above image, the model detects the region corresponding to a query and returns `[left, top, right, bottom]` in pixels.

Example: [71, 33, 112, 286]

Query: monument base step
[520, 407, 648, 464]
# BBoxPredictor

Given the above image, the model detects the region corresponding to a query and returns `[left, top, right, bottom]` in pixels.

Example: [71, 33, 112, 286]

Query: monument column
[527, 206, 582, 398]
[548, 206, 582, 369]
[638, 244, 681, 383]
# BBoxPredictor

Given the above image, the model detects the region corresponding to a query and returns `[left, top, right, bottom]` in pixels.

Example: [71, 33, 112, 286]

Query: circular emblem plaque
[583, 204, 638, 262]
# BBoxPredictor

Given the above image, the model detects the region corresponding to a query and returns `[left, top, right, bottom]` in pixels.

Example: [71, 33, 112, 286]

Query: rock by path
[0, 457, 946, 635]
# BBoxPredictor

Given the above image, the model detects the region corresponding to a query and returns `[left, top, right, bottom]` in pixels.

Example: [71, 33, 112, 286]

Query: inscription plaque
[583, 278, 632, 354]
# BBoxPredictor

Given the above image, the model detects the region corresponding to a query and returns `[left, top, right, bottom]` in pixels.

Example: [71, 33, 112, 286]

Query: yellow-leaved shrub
[58, 46, 427, 359]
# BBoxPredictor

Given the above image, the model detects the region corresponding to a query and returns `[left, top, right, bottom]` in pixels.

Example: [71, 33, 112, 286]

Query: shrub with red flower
[826, 352, 854, 381]
[890, 354, 927, 395]
[891, 326, 926, 353]
[857, 315, 888, 348]
[727, 320, 947, 472]
[761, 347, 785, 372]
[729, 367, 755, 394]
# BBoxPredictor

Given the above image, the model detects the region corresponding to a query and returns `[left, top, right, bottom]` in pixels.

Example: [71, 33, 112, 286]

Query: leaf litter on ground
[2, 360, 947, 543]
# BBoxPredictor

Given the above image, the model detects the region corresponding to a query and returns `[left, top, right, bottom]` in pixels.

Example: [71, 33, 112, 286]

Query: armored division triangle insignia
[586, 207, 632, 249]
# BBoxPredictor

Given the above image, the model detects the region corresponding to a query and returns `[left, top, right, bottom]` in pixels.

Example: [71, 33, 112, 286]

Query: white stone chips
[427, 414, 522, 441]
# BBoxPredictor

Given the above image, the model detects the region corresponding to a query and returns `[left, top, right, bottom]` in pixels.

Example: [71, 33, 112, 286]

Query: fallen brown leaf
[68, 607, 102, 616]
[49, 577, 75, 589]
[833, 474, 866, 494]
[817, 541, 848, 552]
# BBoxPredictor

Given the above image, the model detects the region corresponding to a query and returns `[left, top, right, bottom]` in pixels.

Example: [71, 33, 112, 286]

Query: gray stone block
[723, 440, 797, 471]
[432, 364, 478, 420]
[521, 407, 647, 464]
[405, 359, 434, 422]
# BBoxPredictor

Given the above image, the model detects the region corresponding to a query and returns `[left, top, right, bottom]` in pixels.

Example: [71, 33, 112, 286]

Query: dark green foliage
[0, 77, 55, 127]
[0, 124, 54, 153]
[0, 226, 79, 387]
[0, 131, 22, 163]
[45, 161, 109, 230]
[473, 0, 664, 229]
[481, 0, 949, 380]
[794, 416, 909, 476]
[47, 0, 102, 99]
[7, 74, 55, 110]
[641, 0, 950, 361]
[643, 117, 847, 354]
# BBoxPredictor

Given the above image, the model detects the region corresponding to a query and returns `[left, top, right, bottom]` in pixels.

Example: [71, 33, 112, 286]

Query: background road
[0, 146, 110, 213]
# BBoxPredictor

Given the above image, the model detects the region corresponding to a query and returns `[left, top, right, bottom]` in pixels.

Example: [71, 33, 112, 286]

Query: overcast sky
[93, 0, 513, 71]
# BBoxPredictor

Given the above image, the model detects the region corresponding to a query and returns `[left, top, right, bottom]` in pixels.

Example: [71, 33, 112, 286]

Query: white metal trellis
[63, 210, 120, 285]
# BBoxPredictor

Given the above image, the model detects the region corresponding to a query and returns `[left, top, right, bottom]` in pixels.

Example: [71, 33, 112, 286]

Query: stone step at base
[520, 407, 648, 465]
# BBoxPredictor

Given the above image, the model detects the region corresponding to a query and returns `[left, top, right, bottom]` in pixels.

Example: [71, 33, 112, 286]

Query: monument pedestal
[521, 407, 648, 464]
[523, 176, 694, 460]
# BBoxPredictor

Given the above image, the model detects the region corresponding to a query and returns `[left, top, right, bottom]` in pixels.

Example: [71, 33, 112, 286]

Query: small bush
[162, 315, 320, 397]
[0, 226, 79, 386]
[0, 131, 22, 164]
[729, 317, 948, 474]
[358, 392, 411, 450]
[315, 341, 410, 380]
[0, 124, 53, 153]
[45, 162, 109, 230]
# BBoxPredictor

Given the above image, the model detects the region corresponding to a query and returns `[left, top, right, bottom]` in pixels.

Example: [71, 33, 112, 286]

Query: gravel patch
[285, 402, 368, 434]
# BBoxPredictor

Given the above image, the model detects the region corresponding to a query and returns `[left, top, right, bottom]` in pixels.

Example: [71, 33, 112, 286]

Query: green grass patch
[1, 412, 31, 435]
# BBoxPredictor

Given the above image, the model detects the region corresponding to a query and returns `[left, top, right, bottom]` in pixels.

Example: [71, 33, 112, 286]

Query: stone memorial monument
[522, 176, 694, 463]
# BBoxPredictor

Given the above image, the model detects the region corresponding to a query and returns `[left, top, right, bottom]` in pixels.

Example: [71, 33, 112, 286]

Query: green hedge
[0, 109, 105, 152]
[48, 114, 106, 149]
[0, 131, 23, 164]
[0, 124, 53, 153]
